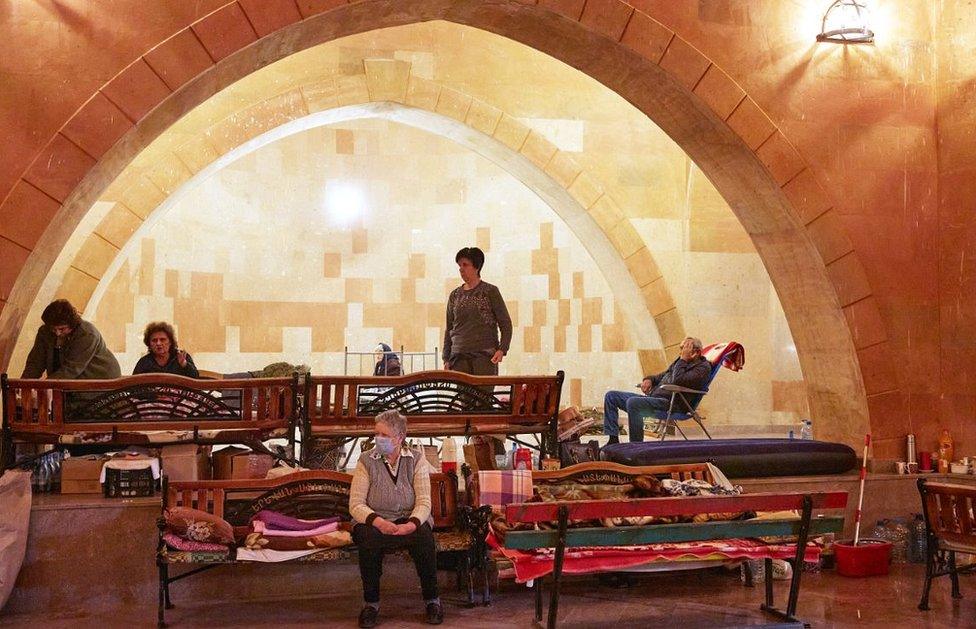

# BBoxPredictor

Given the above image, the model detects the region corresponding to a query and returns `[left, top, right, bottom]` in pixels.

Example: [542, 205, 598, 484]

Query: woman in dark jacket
[132, 321, 199, 377]
[372, 343, 401, 376]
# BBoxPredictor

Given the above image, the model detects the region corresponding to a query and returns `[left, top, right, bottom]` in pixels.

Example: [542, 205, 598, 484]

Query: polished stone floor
[1, 562, 973, 628]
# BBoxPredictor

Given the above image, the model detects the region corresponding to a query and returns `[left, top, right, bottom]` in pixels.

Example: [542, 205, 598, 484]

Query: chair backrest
[918, 479, 976, 552]
[681, 341, 744, 411]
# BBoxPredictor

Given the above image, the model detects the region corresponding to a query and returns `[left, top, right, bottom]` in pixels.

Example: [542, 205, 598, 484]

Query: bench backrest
[531, 461, 715, 486]
[165, 469, 460, 529]
[918, 480, 976, 552]
[306, 370, 564, 438]
[2, 373, 297, 436]
[503, 489, 848, 549]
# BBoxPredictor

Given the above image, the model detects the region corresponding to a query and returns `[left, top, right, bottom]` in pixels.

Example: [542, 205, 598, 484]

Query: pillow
[477, 470, 533, 512]
[165, 507, 235, 544]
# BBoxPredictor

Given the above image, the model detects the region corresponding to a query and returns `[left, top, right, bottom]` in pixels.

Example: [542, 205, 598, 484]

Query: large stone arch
[0, 0, 872, 445]
[61, 59, 683, 376]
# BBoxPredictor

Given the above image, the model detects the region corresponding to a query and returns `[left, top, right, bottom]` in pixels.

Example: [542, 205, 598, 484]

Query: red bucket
[834, 539, 892, 577]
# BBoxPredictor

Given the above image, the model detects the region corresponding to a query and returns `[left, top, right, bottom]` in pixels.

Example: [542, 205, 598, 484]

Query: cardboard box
[212, 446, 273, 480]
[161, 444, 212, 482]
[61, 455, 107, 494]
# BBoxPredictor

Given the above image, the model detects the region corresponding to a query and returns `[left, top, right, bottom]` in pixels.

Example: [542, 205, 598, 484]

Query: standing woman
[132, 321, 199, 377]
[442, 247, 512, 375]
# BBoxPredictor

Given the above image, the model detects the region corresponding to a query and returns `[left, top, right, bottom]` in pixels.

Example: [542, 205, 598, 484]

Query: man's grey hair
[375, 409, 408, 440]
[685, 337, 703, 353]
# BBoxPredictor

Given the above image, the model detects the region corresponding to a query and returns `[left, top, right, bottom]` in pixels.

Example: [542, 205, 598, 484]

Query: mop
[853, 433, 870, 545]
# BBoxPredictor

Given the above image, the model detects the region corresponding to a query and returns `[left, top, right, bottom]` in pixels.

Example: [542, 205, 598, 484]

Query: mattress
[600, 438, 858, 478]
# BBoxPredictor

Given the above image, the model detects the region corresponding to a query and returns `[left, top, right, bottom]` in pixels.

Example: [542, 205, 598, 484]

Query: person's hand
[490, 350, 504, 364]
[176, 349, 188, 368]
[640, 378, 652, 394]
[443, 361, 451, 370]
[394, 521, 417, 536]
[374, 517, 398, 535]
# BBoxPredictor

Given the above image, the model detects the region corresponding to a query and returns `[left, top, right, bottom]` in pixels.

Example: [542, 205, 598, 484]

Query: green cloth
[21, 320, 121, 380]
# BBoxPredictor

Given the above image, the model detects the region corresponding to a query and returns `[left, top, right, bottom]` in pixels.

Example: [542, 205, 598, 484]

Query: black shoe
[606, 435, 619, 445]
[425, 602, 443, 625]
[358, 606, 379, 628]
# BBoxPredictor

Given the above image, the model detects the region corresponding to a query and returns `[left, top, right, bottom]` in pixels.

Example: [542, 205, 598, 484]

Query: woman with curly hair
[132, 321, 199, 377]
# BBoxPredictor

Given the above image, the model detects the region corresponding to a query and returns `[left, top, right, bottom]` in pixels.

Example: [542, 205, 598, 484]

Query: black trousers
[353, 520, 439, 604]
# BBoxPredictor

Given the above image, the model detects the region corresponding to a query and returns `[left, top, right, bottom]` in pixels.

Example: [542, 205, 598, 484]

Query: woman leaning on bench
[349, 409, 444, 627]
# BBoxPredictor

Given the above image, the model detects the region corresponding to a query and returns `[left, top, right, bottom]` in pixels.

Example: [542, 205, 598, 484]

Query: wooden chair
[917, 479, 976, 610]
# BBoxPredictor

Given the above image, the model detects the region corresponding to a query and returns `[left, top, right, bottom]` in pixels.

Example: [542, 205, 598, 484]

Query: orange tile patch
[238, 0, 303, 37]
[192, 3, 258, 62]
[62, 92, 133, 159]
[580, 0, 634, 41]
[693, 65, 745, 121]
[101, 58, 171, 123]
[620, 11, 673, 63]
[0, 181, 61, 250]
[145, 29, 214, 91]
[24, 135, 97, 203]
[658, 36, 711, 91]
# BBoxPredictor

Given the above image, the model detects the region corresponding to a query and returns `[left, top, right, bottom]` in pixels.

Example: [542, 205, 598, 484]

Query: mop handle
[853, 433, 871, 546]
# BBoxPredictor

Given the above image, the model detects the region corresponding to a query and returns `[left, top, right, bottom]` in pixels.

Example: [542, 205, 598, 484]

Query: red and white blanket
[702, 341, 745, 372]
[489, 530, 818, 583]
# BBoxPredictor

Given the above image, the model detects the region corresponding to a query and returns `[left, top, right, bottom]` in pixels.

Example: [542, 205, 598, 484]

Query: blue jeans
[603, 391, 671, 442]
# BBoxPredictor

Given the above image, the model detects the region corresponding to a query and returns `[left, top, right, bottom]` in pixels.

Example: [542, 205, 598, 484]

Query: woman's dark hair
[40, 299, 82, 328]
[455, 247, 485, 275]
[143, 321, 179, 352]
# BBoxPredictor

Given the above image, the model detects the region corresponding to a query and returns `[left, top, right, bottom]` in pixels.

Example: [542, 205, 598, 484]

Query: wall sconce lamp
[817, 0, 874, 43]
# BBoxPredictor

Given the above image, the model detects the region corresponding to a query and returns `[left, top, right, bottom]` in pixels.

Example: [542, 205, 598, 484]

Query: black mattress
[600, 438, 858, 478]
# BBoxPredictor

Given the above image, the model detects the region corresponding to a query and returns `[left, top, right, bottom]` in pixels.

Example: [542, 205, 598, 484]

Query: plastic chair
[648, 341, 744, 441]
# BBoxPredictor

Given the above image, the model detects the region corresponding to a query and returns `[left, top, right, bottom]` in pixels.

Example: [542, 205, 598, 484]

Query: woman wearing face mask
[348, 410, 442, 628]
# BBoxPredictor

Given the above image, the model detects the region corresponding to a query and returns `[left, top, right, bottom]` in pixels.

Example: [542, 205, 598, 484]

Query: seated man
[604, 337, 710, 444]
[21, 299, 121, 380]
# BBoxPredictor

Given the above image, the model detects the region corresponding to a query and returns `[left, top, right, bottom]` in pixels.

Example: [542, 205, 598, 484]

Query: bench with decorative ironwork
[500, 474, 847, 628]
[917, 479, 976, 611]
[1, 373, 300, 467]
[303, 370, 564, 463]
[156, 470, 479, 627]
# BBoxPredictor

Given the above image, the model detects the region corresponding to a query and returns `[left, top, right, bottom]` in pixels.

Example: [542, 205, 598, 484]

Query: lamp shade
[817, 0, 874, 43]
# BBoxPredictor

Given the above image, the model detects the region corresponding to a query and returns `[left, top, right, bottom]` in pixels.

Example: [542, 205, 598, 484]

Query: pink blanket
[252, 520, 339, 537]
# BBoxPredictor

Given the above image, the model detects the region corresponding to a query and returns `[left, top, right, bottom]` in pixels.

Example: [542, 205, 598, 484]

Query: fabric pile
[160, 507, 353, 559]
[242, 510, 351, 551]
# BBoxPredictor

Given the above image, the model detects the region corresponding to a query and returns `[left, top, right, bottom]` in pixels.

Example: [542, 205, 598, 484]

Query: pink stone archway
[0, 0, 873, 445]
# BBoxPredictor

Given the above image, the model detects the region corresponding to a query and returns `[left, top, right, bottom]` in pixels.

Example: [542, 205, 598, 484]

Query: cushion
[162, 532, 229, 552]
[477, 470, 533, 512]
[165, 507, 235, 544]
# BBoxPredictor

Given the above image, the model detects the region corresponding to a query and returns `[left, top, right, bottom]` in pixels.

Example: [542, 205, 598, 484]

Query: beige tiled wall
[73, 22, 805, 429]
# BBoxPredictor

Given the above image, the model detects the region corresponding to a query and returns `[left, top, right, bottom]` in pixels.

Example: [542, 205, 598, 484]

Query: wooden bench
[303, 370, 565, 462]
[496, 463, 846, 628]
[917, 479, 976, 611]
[1, 373, 300, 468]
[157, 469, 477, 627]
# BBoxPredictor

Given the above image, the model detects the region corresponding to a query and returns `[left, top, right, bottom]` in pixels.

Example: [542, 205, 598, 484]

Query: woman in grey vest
[349, 410, 442, 627]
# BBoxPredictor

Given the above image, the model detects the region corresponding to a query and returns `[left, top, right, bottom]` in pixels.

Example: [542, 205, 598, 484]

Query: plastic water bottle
[800, 420, 813, 441]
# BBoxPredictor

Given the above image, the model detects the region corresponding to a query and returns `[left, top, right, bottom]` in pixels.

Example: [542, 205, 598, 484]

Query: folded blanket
[243, 530, 352, 551]
[250, 510, 340, 531]
[252, 520, 339, 537]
